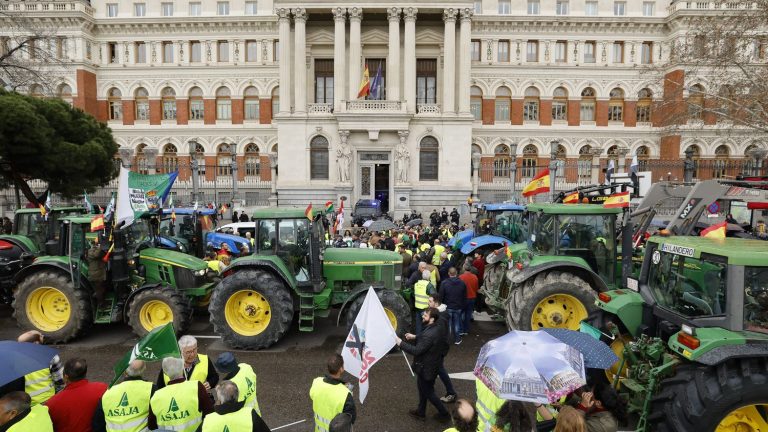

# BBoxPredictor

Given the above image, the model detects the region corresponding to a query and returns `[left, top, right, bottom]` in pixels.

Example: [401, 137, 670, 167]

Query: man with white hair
[156, 336, 218, 394]
[149, 357, 213, 431]
[196, 381, 270, 432]
[92, 360, 154, 432]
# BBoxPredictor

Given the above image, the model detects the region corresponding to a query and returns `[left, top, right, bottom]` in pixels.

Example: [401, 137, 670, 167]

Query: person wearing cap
[92, 360, 154, 432]
[213, 353, 261, 415]
[196, 381, 270, 432]
[309, 354, 355, 432]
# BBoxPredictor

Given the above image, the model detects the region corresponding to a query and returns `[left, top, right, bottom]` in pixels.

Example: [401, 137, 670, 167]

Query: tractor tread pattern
[127, 285, 193, 338]
[506, 271, 596, 331]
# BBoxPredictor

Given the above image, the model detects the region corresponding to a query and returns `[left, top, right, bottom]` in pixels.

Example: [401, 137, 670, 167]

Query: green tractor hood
[323, 247, 402, 264]
[0, 234, 39, 253]
[139, 247, 209, 271]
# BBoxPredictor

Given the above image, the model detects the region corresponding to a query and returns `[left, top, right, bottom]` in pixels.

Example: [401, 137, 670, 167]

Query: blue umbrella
[542, 328, 618, 369]
[0, 341, 59, 387]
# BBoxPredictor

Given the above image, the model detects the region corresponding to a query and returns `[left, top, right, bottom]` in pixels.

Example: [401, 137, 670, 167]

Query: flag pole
[401, 350, 414, 377]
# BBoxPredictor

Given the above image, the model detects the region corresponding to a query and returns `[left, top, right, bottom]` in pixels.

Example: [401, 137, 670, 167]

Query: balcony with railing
[307, 104, 333, 115]
[668, 0, 754, 13]
[345, 100, 404, 113]
[416, 104, 441, 115]
[0, 1, 94, 14]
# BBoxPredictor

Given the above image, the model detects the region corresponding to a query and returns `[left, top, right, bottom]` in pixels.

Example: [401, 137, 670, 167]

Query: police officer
[157, 336, 218, 393]
[441, 208, 449, 224]
[149, 357, 213, 432]
[197, 381, 270, 432]
[213, 353, 261, 415]
[309, 354, 355, 432]
[430, 210, 440, 227]
[450, 208, 460, 225]
[414, 270, 436, 334]
[0, 391, 53, 432]
[93, 360, 153, 432]
[475, 379, 505, 432]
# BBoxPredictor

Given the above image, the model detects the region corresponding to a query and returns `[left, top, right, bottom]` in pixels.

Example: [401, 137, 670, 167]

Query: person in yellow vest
[475, 379, 506, 432]
[444, 398, 477, 432]
[213, 352, 261, 415]
[149, 357, 213, 432]
[245, 232, 256, 249]
[309, 354, 355, 432]
[11, 331, 63, 406]
[92, 360, 154, 432]
[431, 239, 446, 266]
[0, 391, 53, 432]
[196, 381, 270, 432]
[156, 335, 218, 394]
[413, 270, 436, 335]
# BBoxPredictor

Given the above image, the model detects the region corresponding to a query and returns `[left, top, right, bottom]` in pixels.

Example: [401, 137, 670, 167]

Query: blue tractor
[156, 208, 252, 258]
[449, 203, 527, 256]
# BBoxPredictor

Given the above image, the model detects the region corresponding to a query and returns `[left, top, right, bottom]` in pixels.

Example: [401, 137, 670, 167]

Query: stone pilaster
[387, 8, 401, 102]
[348, 7, 362, 101]
[277, 7, 292, 113]
[458, 8, 473, 114]
[403, 7, 418, 113]
[293, 8, 307, 113]
[442, 8, 457, 114]
[333, 7, 347, 111]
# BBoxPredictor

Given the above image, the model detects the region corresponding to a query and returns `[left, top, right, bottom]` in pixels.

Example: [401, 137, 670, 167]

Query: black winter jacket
[399, 322, 446, 381]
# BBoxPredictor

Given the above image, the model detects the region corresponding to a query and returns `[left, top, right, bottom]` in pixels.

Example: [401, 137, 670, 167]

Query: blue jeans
[446, 309, 462, 343]
[462, 299, 476, 334]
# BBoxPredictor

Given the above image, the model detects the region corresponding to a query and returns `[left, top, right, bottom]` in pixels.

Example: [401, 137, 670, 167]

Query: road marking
[448, 371, 476, 381]
[272, 419, 306, 430]
[189, 335, 221, 339]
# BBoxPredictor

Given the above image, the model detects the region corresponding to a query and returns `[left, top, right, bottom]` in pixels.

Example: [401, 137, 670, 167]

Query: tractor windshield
[745, 266, 768, 334]
[648, 249, 728, 317]
[489, 210, 526, 243]
[530, 213, 555, 254]
[556, 214, 615, 277]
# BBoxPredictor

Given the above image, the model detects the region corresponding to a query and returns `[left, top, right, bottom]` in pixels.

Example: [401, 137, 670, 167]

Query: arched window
[419, 136, 439, 181]
[161, 87, 176, 120]
[135, 87, 149, 121]
[57, 84, 73, 105]
[271, 87, 279, 119]
[578, 145, 592, 180]
[552, 87, 568, 121]
[245, 143, 260, 176]
[29, 84, 44, 98]
[193, 143, 206, 176]
[495, 87, 511, 122]
[608, 88, 624, 122]
[688, 84, 705, 120]
[217, 144, 233, 177]
[470, 86, 483, 121]
[580, 87, 596, 121]
[523, 87, 540, 121]
[493, 144, 511, 178]
[309, 136, 329, 180]
[686, 144, 701, 178]
[135, 144, 148, 174]
[712, 145, 730, 178]
[189, 86, 204, 120]
[637, 88, 652, 123]
[162, 144, 178, 173]
[108, 87, 123, 120]
[717, 85, 734, 118]
[636, 145, 650, 171]
[244, 86, 259, 120]
[521, 144, 538, 178]
[216, 87, 231, 120]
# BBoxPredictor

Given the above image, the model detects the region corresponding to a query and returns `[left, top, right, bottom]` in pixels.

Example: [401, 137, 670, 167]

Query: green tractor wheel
[13, 270, 92, 343]
[649, 358, 768, 431]
[345, 289, 411, 337]
[209, 269, 294, 350]
[127, 286, 192, 337]
[506, 271, 596, 331]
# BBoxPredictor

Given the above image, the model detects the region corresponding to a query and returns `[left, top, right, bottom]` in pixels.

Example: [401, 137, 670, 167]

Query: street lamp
[509, 141, 518, 201]
[683, 147, 695, 183]
[549, 140, 560, 202]
[471, 152, 481, 204]
[187, 139, 200, 205]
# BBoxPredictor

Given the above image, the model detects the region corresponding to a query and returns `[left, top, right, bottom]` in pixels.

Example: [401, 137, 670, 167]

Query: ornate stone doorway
[357, 151, 392, 213]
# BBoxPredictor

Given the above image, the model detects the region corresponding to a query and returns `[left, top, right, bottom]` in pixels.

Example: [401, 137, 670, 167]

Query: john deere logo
[106, 392, 139, 417]
[159, 397, 191, 422]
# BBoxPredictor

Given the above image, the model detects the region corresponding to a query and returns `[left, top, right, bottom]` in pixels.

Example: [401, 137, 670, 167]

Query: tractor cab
[457, 203, 526, 255]
[11, 207, 89, 253]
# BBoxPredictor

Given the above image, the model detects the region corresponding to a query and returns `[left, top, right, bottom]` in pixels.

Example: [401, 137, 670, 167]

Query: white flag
[116, 166, 135, 228]
[341, 287, 397, 404]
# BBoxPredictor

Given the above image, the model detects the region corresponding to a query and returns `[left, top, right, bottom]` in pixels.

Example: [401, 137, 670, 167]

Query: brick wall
[122, 100, 135, 125]
[567, 100, 580, 126]
[623, 101, 636, 127]
[74, 69, 98, 118]
[539, 99, 552, 126]
[260, 155, 271, 181]
[176, 99, 189, 125]
[481, 98, 494, 125]
[231, 98, 244, 125]
[660, 135, 681, 160]
[204, 99, 215, 125]
[511, 99, 523, 125]
[149, 100, 162, 125]
[595, 100, 608, 126]
[259, 99, 272, 124]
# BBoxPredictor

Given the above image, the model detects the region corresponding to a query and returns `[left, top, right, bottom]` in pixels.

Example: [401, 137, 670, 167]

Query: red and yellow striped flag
[90, 215, 105, 232]
[563, 191, 580, 204]
[700, 221, 726, 239]
[522, 169, 550, 198]
[603, 191, 630, 208]
[305, 203, 313, 221]
[357, 65, 371, 98]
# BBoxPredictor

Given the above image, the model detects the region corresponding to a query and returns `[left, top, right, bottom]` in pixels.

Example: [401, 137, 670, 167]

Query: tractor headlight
[395, 275, 401, 281]
[127, 259, 135, 266]
[195, 269, 206, 276]
[176, 242, 184, 251]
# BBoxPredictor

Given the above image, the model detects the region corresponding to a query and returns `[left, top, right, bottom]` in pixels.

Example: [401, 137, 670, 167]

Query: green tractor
[12, 216, 217, 343]
[592, 236, 768, 431]
[208, 208, 412, 350]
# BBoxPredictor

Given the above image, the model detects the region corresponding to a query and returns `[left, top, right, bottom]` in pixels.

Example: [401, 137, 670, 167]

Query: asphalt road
[0, 304, 508, 432]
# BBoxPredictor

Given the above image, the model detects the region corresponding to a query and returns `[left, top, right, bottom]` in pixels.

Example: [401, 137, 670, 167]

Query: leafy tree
[0, 90, 118, 203]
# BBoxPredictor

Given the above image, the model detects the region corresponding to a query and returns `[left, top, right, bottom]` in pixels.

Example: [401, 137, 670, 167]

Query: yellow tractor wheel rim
[530, 294, 588, 330]
[138, 300, 174, 331]
[605, 335, 633, 387]
[26, 287, 71, 332]
[225, 290, 271, 336]
[716, 404, 768, 431]
[384, 308, 398, 332]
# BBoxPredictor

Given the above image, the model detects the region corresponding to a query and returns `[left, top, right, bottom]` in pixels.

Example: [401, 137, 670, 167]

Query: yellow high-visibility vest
[24, 368, 54, 406]
[7, 404, 53, 432]
[431, 245, 445, 265]
[475, 380, 505, 432]
[150, 381, 202, 432]
[201, 406, 252, 432]
[229, 363, 260, 415]
[101, 379, 153, 432]
[414, 280, 430, 309]
[309, 377, 351, 432]
[163, 354, 209, 385]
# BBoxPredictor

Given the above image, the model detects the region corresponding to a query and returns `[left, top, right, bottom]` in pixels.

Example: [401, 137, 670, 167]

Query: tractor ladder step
[298, 290, 315, 332]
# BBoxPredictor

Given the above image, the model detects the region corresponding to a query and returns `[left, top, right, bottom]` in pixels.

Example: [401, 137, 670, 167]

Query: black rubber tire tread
[505, 271, 597, 331]
[127, 285, 193, 337]
[13, 270, 93, 343]
[648, 357, 768, 432]
[345, 289, 412, 337]
[209, 269, 293, 350]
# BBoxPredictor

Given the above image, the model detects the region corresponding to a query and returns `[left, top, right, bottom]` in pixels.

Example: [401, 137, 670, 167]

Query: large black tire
[345, 289, 412, 337]
[209, 269, 294, 350]
[13, 270, 92, 343]
[506, 271, 596, 331]
[649, 358, 768, 431]
[127, 286, 192, 337]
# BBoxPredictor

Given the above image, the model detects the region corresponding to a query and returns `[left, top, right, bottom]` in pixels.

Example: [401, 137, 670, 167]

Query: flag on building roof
[369, 63, 383, 100]
[84, 190, 93, 213]
[605, 160, 615, 184]
[522, 169, 550, 198]
[357, 65, 371, 99]
[700, 221, 727, 239]
[563, 191, 580, 204]
[90, 215, 105, 232]
[603, 191, 630, 208]
[305, 203, 313, 221]
[325, 201, 334, 214]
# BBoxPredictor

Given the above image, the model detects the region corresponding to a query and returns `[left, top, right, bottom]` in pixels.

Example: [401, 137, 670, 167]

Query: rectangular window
[470, 98, 482, 120]
[555, 41, 567, 62]
[134, 3, 145, 16]
[217, 1, 229, 15]
[135, 42, 146, 63]
[614, 1, 626, 15]
[273, 41, 279, 61]
[636, 104, 651, 122]
[245, 1, 257, 15]
[526, 40, 538, 62]
[584, 41, 596, 63]
[495, 98, 510, 121]
[189, 2, 201, 16]
[109, 101, 122, 120]
[161, 2, 173, 16]
[107, 3, 118, 17]
[28, 39, 37, 60]
[218, 41, 229, 62]
[162, 42, 173, 63]
[585, 1, 598, 15]
[56, 38, 65, 59]
[163, 100, 176, 120]
[612, 42, 624, 63]
[86, 41, 92, 60]
[314, 59, 334, 104]
[527, 0, 540, 14]
[756, 39, 767, 61]
[581, 101, 595, 121]
[745, 266, 768, 333]
[552, 101, 567, 120]
[190, 100, 204, 120]
[556, 0, 569, 15]
[608, 103, 623, 121]
[217, 99, 231, 120]
[498, 40, 510, 62]
[245, 99, 260, 120]
[471, 40, 481, 62]
[524, 100, 539, 121]
[246, 40, 258, 62]
[474, 0, 482, 13]
[108, 42, 118, 63]
[190, 41, 201, 62]
[499, 0, 511, 14]
[642, 1, 655, 16]
[416, 59, 437, 105]
[365, 58, 386, 100]
[641, 42, 653, 64]
[136, 100, 149, 120]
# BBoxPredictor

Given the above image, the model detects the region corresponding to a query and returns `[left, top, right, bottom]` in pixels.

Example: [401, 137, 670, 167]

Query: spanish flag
[305, 203, 313, 221]
[700, 221, 726, 239]
[603, 191, 630, 208]
[39, 204, 47, 217]
[357, 65, 371, 99]
[522, 169, 550, 198]
[563, 191, 580, 204]
[90, 215, 105, 232]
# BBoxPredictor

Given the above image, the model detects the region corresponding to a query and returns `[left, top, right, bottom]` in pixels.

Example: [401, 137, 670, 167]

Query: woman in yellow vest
[0, 391, 54, 432]
[200, 381, 270, 432]
[475, 379, 506, 432]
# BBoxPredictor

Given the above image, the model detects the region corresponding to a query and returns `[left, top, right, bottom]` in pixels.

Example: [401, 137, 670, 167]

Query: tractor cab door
[67, 222, 88, 289]
[17, 213, 47, 251]
[308, 219, 326, 289]
[555, 214, 616, 285]
[275, 218, 311, 281]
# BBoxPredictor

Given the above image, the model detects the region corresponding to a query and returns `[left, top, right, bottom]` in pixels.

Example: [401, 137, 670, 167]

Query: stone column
[268, 153, 278, 206]
[118, 148, 133, 169]
[333, 7, 346, 112]
[277, 8, 292, 114]
[403, 7, 418, 113]
[616, 147, 630, 173]
[348, 7, 362, 101]
[144, 148, 158, 175]
[293, 8, 307, 114]
[589, 147, 603, 184]
[458, 8, 473, 114]
[387, 8, 401, 102]
[442, 8, 457, 114]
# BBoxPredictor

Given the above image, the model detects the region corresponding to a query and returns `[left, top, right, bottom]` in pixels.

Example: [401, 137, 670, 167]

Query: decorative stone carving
[206, 41, 212, 62]
[403, 7, 418, 21]
[292, 7, 307, 21]
[348, 7, 362, 21]
[396, 131, 410, 184]
[601, 42, 607, 62]
[387, 7, 401, 21]
[544, 41, 550, 62]
[443, 8, 458, 22]
[261, 39, 269, 61]
[336, 130, 352, 183]
[460, 8, 474, 21]
[332, 7, 346, 21]
[275, 7, 291, 20]
[233, 41, 239, 62]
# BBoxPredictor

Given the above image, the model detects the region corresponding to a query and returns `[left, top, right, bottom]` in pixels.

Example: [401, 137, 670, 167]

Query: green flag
[111, 323, 180, 387]
[84, 190, 93, 213]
